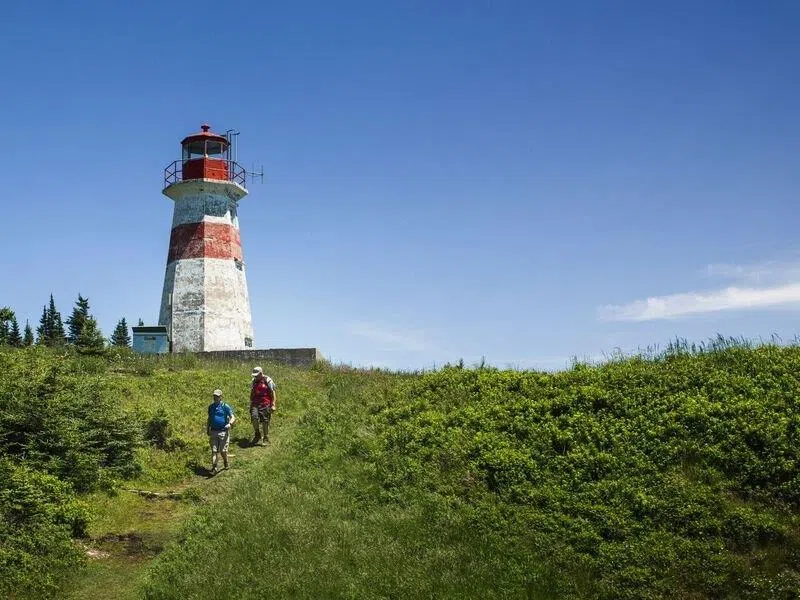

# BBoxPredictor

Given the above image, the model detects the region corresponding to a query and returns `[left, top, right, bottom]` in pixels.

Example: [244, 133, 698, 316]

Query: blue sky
[1, 0, 799, 371]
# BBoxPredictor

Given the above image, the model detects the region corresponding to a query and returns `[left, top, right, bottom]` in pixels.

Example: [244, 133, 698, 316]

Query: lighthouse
[158, 124, 255, 352]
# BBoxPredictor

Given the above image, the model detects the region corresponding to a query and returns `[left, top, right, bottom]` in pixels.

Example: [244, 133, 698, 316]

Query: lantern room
[163, 123, 248, 188]
[181, 123, 230, 180]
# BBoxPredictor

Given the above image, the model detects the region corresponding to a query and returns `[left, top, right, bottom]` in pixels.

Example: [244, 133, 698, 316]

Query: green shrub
[0, 348, 144, 492]
[372, 344, 800, 599]
[0, 459, 88, 600]
[144, 408, 188, 452]
[145, 407, 172, 449]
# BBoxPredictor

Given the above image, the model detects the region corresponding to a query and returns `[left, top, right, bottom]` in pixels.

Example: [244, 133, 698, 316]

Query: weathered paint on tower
[158, 124, 255, 352]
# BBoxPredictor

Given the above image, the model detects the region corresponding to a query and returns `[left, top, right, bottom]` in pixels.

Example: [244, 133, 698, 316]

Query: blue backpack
[208, 402, 233, 430]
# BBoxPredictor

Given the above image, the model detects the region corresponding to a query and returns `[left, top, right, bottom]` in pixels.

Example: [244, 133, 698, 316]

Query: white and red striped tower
[158, 123, 254, 352]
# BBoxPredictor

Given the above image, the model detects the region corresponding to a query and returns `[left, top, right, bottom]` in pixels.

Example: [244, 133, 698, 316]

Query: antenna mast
[224, 129, 240, 163]
[247, 164, 265, 184]
[223, 128, 262, 184]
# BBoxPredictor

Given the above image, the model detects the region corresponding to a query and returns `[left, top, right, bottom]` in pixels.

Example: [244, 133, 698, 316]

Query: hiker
[250, 366, 277, 446]
[206, 389, 235, 474]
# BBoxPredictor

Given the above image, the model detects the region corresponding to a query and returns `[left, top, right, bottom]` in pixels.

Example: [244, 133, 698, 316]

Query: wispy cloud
[599, 283, 800, 322]
[600, 256, 800, 322]
[346, 321, 429, 352]
[703, 257, 800, 285]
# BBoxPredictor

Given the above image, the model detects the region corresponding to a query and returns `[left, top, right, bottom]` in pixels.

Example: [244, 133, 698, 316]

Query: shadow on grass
[188, 462, 219, 478]
[234, 437, 253, 449]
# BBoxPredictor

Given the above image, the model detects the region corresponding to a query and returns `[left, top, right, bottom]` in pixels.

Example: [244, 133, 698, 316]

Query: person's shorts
[250, 405, 272, 422]
[209, 429, 230, 453]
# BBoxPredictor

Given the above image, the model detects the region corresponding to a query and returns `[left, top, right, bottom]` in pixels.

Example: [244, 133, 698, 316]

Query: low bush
[373, 343, 800, 598]
[0, 347, 146, 597]
[145, 407, 172, 449]
[0, 459, 88, 600]
[144, 408, 189, 452]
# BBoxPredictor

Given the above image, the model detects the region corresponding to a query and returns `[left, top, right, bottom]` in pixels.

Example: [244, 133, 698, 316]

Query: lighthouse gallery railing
[163, 160, 247, 188]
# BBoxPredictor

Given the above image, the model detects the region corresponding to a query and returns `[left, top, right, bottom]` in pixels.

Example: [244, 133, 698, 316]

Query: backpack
[208, 401, 232, 422]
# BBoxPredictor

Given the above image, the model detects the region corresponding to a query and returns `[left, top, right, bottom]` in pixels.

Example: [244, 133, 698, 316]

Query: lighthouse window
[244, 337, 253, 348]
[185, 140, 206, 158]
[206, 141, 223, 156]
[234, 259, 243, 271]
[183, 139, 226, 159]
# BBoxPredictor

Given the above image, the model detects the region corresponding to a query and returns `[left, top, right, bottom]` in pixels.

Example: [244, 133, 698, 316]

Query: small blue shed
[132, 326, 170, 354]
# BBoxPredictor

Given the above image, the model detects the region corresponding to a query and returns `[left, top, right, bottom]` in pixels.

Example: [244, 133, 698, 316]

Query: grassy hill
[1, 340, 798, 599]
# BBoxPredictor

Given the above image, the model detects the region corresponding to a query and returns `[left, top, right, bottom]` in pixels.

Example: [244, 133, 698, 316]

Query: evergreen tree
[0, 307, 12, 345]
[8, 316, 22, 347]
[58, 294, 106, 353]
[66, 294, 90, 344]
[138, 318, 144, 326]
[36, 295, 67, 346]
[36, 304, 50, 345]
[49, 295, 67, 346]
[76, 316, 106, 354]
[111, 318, 131, 347]
[23, 320, 34, 346]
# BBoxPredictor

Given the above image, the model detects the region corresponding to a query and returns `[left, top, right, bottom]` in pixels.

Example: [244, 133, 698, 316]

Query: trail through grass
[138, 371, 563, 600]
[63, 358, 325, 600]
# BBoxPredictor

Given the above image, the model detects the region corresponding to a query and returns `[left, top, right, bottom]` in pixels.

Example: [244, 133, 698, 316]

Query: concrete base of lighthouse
[159, 257, 254, 352]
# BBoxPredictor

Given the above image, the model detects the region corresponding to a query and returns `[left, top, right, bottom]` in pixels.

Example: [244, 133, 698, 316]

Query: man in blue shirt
[206, 389, 236, 475]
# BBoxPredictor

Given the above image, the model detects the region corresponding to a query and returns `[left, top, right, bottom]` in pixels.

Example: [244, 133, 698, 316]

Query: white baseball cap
[251, 366, 263, 377]
[213, 389, 223, 397]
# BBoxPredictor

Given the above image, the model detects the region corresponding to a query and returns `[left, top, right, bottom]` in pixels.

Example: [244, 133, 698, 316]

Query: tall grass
[139, 371, 563, 599]
[5, 337, 800, 599]
[140, 340, 800, 600]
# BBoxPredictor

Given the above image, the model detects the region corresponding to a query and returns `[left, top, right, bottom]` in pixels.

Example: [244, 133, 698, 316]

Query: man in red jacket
[250, 365, 277, 446]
